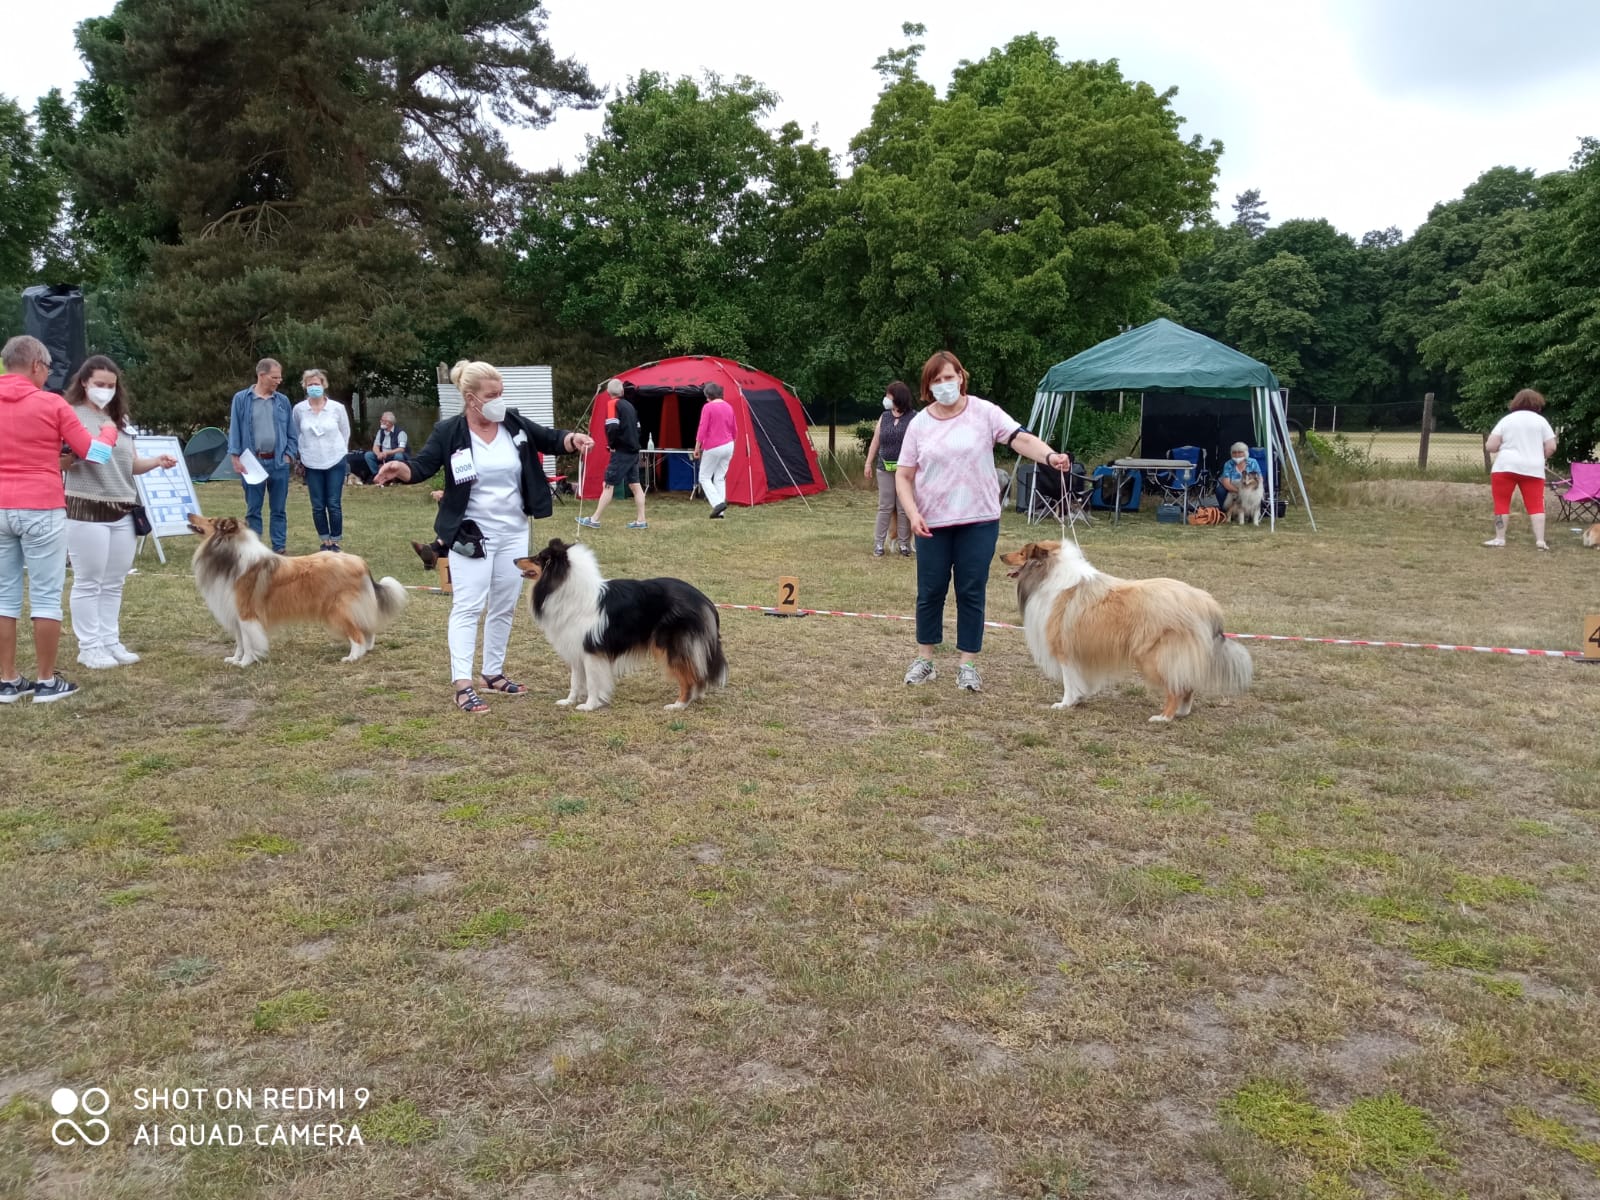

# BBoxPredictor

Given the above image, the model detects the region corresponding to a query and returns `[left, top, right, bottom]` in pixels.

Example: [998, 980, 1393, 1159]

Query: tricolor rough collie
[999, 540, 1253, 723]
[516, 539, 727, 711]
[186, 514, 407, 666]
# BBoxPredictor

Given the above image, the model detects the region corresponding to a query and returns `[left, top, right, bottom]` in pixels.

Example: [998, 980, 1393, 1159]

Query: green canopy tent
[1029, 318, 1315, 531]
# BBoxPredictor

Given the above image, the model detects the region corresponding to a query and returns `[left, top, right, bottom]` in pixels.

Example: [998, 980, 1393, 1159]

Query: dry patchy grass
[1, 480, 1597, 1199]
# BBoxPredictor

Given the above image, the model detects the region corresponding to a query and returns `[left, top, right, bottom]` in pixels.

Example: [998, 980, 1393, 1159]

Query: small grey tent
[1029, 318, 1314, 530]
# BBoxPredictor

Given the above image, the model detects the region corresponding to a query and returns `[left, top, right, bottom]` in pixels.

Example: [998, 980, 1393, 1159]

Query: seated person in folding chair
[1219, 443, 1261, 511]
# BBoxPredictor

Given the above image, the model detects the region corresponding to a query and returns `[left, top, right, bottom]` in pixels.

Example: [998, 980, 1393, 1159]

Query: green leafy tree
[1429, 141, 1600, 461]
[1223, 252, 1323, 385]
[1381, 166, 1538, 418]
[510, 70, 835, 377]
[58, 0, 598, 429]
[811, 31, 1221, 413]
[0, 96, 61, 292]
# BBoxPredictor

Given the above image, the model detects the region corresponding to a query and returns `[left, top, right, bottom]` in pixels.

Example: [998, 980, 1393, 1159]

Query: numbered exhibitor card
[133, 435, 201, 537]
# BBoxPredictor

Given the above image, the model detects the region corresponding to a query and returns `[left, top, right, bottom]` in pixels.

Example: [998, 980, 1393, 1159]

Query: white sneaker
[109, 644, 141, 665]
[78, 648, 119, 670]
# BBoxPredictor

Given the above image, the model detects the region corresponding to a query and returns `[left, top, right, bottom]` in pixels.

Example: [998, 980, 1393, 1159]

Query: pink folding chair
[1553, 462, 1600, 523]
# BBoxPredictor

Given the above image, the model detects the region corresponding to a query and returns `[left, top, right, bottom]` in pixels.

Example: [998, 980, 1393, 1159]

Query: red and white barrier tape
[712, 603, 1586, 659]
[134, 574, 1588, 659]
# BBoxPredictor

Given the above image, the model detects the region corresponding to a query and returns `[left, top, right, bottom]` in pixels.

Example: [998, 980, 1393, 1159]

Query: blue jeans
[914, 520, 999, 654]
[0, 508, 69, 621]
[364, 449, 406, 478]
[304, 461, 348, 542]
[242, 458, 292, 551]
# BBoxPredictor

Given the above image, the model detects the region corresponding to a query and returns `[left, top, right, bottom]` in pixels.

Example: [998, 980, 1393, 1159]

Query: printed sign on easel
[133, 435, 201, 564]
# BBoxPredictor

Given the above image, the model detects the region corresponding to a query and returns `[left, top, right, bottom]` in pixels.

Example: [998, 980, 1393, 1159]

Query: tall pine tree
[60, 0, 598, 427]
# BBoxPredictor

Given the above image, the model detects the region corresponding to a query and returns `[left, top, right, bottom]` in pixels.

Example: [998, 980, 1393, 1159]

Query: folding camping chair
[1028, 462, 1094, 526]
[536, 452, 571, 504]
[1150, 445, 1205, 508]
[1551, 462, 1600, 523]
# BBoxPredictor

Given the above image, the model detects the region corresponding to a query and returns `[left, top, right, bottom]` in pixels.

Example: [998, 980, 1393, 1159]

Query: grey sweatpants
[874, 468, 911, 548]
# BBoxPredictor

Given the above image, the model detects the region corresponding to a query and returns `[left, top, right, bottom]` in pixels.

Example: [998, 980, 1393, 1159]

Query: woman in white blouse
[292, 368, 352, 552]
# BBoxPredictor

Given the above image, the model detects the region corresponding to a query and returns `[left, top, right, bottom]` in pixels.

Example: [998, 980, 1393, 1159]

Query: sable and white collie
[515, 538, 727, 711]
[999, 540, 1253, 723]
[1584, 524, 1600, 548]
[186, 514, 407, 666]
[1229, 470, 1264, 525]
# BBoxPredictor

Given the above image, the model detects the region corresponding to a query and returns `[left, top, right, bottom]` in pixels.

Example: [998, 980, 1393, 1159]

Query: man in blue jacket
[226, 358, 298, 552]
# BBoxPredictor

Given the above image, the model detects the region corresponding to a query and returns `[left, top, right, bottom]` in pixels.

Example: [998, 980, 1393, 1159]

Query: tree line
[1, 9, 1595, 459]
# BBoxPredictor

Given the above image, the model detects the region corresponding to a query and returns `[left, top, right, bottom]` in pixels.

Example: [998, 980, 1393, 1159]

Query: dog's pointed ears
[544, 537, 569, 553]
[1025, 541, 1057, 559]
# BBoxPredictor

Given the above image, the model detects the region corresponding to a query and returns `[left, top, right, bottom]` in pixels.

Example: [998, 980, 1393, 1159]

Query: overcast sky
[12, 0, 1600, 237]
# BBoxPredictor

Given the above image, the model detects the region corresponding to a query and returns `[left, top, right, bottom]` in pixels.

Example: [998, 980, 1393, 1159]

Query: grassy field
[3, 474, 1599, 1199]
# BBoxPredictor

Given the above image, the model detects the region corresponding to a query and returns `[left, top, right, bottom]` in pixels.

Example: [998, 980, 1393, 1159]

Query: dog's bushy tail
[372, 575, 408, 622]
[704, 608, 729, 689]
[1207, 634, 1253, 694]
[1151, 605, 1253, 696]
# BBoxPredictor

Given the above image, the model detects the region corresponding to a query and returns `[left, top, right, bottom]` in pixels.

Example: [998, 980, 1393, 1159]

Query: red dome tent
[578, 356, 827, 506]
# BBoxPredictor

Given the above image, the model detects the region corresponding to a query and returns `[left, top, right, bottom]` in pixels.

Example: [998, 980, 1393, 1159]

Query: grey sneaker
[904, 657, 937, 685]
[957, 663, 982, 692]
[873, 541, 885, 557]
[0, 677, 31, 704]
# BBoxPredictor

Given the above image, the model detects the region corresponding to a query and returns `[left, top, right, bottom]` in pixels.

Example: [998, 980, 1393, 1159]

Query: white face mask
[478, 396, 507, 422]
[930, 380, 962, 406]
[882, 396, 894, 411]
[87, 386, 116, 408]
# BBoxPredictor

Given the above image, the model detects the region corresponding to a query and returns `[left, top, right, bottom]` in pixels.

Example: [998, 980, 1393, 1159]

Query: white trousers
[447, 543, 524, 683]
[67, 516, 136, 652]
[700, 442, 734, 509]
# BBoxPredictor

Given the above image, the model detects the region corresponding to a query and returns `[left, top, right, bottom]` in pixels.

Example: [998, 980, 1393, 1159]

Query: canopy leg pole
[1274, 394, 1316, 531]
[1263, 388, 1277, 532]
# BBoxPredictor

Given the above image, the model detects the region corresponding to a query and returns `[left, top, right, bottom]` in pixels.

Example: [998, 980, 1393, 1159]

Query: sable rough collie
[515, 539, 727, 711]
[186, 514, 407, 666]
[1584, 524, 1600, 547]
[999, 540, 1253, 723]
[1229, 470, 1264, 525]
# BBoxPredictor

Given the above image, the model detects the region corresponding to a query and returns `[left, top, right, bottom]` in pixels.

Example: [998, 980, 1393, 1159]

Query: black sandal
[454, 685, 489, 714]
[481, 674, 527, 694]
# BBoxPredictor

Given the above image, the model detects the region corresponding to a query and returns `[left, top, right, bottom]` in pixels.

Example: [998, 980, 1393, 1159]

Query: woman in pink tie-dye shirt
[895, 351, 1070, 692]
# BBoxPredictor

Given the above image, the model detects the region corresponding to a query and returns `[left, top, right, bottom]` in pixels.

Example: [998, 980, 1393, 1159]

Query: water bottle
[647, 432, 655, 451]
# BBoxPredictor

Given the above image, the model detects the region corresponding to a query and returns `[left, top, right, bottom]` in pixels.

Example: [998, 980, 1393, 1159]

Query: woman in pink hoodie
[0, 336, 119, 703]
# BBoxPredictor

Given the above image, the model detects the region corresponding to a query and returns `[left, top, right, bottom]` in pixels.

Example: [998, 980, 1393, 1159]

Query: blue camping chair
[1151, 445, 1204, 507]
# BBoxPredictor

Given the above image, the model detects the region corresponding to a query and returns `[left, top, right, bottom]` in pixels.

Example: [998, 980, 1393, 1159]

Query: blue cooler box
[665, 454, 697, 491]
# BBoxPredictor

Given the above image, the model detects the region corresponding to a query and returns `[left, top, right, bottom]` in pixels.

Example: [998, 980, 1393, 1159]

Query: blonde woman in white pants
[377, 359, 591, 713]
[61, 357, 175, 668]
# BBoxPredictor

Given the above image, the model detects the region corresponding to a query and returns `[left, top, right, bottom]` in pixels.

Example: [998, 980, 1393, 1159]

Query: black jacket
[405, 411, 572, 546]
[605, 397, 642, 453]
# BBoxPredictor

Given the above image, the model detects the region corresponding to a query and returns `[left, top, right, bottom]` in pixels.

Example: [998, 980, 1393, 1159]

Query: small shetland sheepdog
[186, 515, 407, 666]
[999, 540, 1253, 724]
[1230, 470, 1264, 526]
[515, 539, 727, 711]
[1584, 524, 1600, 548]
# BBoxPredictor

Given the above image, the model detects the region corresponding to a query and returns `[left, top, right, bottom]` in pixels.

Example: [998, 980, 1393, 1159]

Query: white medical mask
[86, 386, 116, 408]
[882, 396, 894, 411]
[930, 380, 962, 406]
[478, 396, 507, 422]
